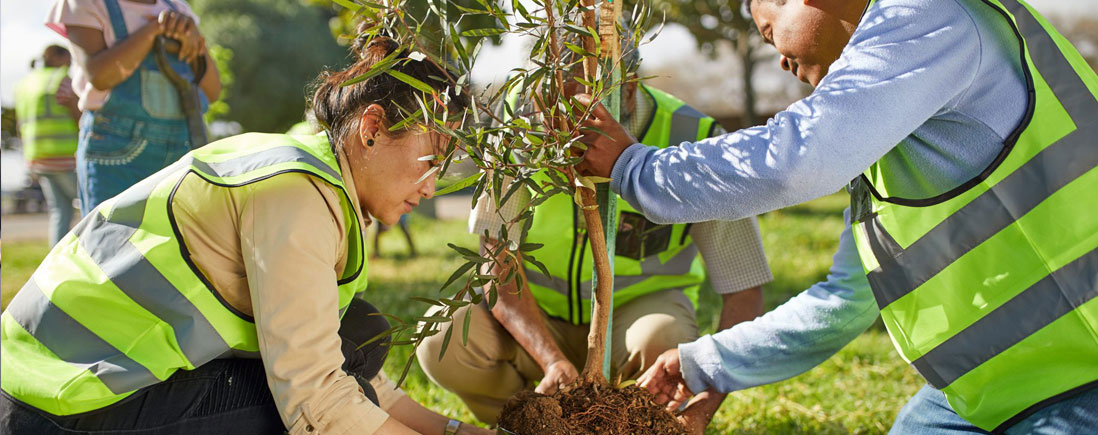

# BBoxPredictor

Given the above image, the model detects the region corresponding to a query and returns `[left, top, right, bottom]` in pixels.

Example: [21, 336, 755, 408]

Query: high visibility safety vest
[0, 133, 368, 416]
[847, 0, 1098, 431]
[13, 66, 79, 161]
[515, 85, 719, 324]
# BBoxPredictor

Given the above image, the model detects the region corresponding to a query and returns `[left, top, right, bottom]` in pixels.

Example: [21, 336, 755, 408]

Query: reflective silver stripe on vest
[668, 105, 706, 145]
[190, 145, 341, 182]
[865, 0, 1098, 308]
[7, 279, 158, 395]
[79, 180, 232, 369]
[523, 245, 699, 299]
[911, 246, 1098, 388]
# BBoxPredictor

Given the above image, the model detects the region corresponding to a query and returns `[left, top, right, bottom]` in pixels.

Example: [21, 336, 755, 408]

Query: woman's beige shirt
[172, 146, 405, 434]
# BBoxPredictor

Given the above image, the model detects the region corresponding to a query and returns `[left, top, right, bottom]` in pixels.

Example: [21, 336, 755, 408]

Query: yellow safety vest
[848, 0, 1098, 430]
[1, 132, 368, 416]
[519, 85, 719, 324]
[13, 66, 79, 161]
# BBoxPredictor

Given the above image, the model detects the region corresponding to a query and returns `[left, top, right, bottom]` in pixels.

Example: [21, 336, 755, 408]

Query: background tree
[638, 0, 765, 125]
[191, 0, 347, 132]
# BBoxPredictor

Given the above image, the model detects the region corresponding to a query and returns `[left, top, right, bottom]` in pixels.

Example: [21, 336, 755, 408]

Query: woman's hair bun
[311, 23, 468, 150]
[351, 22, 398, 60]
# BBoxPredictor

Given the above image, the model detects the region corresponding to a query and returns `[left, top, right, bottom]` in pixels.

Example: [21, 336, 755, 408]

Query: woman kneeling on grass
[0, 36, 490, 435]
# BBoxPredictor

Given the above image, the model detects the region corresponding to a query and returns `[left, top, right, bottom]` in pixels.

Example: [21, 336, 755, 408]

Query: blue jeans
[891, 384, 1098, 434]
[34, 170, 78, 247]
[77, 111, 190, 213]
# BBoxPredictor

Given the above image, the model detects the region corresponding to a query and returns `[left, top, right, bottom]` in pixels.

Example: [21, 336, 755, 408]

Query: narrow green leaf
[354, 326, 396, 350]
[440, 298, 471, 308]
[486, 283, 498, 308]
[437, 323, 455, 361]
[439, 261, 475, 293]
[563, 42, 593, 58]
[330, 0, 361, 11]
[563, 24, 594, 37]
[462, 305, 473, 345]
[415, 166, 441, 185]
[519, 242, 544, 252]
[369, 311, 407, 325]
[415, 315, 453, 323]
[461, 27, 506, 37]
[448, 243, 480, 258]
[435, 172, 481, 196]
[524, 255, 552, 280]
[340, 50, 400, 87]
[409, 296, 443, 306]
[388, 108, 423, 131]
[387, 70, 436, 94]
[396, 351, 416, 387]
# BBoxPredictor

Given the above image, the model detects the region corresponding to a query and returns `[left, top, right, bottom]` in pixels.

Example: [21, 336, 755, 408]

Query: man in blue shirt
[576, 0, 1098, 432]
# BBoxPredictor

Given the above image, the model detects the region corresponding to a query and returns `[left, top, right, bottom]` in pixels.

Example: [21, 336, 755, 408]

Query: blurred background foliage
[191, 0, 347, 132]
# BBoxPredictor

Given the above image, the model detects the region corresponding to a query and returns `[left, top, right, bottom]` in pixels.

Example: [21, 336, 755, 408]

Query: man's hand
[535, 360, 579, 395]
[572, 93, 637, 178]
[676, 389, 726, 435]
[637, 348, 694, 410]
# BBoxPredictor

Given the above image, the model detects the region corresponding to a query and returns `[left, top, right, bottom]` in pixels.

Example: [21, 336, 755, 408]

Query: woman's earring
[366, 138, 375, 147]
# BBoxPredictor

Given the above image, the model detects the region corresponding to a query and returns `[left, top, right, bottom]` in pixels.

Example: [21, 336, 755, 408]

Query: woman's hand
[155, 10, 206, 63]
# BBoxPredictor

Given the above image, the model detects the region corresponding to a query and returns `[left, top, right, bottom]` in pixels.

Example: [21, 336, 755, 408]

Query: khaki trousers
[416, 289, 698, 424]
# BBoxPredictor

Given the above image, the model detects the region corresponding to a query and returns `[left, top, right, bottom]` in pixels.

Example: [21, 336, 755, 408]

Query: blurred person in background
[13, 45, 81, 246]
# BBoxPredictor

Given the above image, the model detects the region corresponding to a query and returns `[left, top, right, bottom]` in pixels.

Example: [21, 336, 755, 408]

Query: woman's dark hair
[310, 35, 468, 149]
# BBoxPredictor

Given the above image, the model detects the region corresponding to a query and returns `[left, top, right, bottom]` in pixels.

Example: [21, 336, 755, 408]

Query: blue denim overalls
[76, 0, 208, 213]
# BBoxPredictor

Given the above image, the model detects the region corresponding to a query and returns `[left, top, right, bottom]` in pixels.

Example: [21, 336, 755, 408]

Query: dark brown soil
[498, 382, 688, 435]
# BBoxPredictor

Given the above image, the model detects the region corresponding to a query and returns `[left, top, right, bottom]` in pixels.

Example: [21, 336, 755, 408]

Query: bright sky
[1, 0, 1093, 105]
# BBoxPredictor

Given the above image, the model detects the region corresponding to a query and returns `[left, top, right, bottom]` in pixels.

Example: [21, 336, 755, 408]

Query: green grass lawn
[0, 192, 923, 433]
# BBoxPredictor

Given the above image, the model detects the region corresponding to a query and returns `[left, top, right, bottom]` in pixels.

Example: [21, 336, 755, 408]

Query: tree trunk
[577, 187, 613, 383]
[575, 0, 622, 385]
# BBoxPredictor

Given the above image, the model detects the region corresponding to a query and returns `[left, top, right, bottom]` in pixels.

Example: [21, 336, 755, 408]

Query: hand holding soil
[536, 360, 579, 395]
[637, 348, 695, 411]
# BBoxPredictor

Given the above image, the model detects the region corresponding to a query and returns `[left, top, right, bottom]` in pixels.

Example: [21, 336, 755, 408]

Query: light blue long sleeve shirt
[609, 0, 1028, 394]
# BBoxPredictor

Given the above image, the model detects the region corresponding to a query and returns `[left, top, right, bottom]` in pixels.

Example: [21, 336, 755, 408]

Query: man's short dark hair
[743, 0, 786, 19]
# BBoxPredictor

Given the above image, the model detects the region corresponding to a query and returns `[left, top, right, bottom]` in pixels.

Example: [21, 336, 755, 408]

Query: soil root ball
[497, 382, 688, 435]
